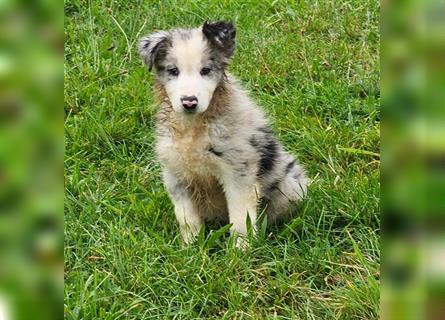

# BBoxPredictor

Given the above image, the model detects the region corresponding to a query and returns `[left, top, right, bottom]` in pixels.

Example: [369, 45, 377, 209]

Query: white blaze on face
[164, 29, 219, 114]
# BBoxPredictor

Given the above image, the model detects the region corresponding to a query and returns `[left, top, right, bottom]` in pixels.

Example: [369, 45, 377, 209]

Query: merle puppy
[139, 21, 308, 247]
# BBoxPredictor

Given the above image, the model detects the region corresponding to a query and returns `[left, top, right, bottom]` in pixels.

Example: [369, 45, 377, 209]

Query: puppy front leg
[223, 178, 259, 247]
[163, 171, 202, 244]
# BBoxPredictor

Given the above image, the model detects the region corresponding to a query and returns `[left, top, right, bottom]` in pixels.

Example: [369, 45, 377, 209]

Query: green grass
[64, 0, 380, 319]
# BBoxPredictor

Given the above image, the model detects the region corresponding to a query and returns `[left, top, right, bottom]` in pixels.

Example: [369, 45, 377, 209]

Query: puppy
[139, 21, 308, 246]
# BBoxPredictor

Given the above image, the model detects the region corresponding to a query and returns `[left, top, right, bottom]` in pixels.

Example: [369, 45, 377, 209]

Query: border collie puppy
[139, 21, 308, 247]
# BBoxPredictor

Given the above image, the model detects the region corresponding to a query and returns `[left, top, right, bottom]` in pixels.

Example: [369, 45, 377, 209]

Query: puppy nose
[181, 96, 198, 111]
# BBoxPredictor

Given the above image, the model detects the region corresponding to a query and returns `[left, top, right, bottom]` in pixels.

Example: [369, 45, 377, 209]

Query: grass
[64, 0, 380, 319]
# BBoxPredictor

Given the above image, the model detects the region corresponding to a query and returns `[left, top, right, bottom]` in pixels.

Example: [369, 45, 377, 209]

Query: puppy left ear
[202, 21, 236, 60]
[138, 31, 170, 71]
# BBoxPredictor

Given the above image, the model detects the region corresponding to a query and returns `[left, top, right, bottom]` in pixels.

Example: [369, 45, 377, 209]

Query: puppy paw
[235, 236, 249, 250]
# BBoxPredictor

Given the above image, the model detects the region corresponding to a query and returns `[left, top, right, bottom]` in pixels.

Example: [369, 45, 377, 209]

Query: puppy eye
[167, 67, 179, 76]
[200, 67, 211, 76]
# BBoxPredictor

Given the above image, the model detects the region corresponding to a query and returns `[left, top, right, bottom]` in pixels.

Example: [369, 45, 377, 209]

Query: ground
[64, 0, 380, 319]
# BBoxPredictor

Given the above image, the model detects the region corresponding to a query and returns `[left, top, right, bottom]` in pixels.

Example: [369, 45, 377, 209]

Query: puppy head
[139, 21, 236, 114]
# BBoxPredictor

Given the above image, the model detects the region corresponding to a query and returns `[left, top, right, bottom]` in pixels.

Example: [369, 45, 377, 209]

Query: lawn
[64, 0, 380, 319]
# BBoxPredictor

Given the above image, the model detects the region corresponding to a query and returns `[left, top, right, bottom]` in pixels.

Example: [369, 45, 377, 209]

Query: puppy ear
[202, 21, 236, 60]
[138, 31, 170, 71]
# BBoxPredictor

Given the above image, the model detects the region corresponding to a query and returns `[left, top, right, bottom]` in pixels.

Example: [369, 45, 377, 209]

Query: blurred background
[381, 0, 445, 319]
[0, 0, 443, 319]
[0, 0, 63, 320]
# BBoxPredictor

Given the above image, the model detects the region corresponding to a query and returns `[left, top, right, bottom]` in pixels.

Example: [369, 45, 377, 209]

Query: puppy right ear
[202, 21, 236, 61]
[138, 31, 170, 71]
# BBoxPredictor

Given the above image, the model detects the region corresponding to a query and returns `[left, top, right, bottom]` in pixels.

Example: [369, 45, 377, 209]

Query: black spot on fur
[285, 160, 295, 174]
[249, 136, 259, 148]
[258, 139, 278, 176]
[249, 133, 278, 177]
[208, 147, 223, 157]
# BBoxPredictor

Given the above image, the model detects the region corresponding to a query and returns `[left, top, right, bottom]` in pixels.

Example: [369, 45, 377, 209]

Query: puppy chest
[158, 135, 218, 178]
